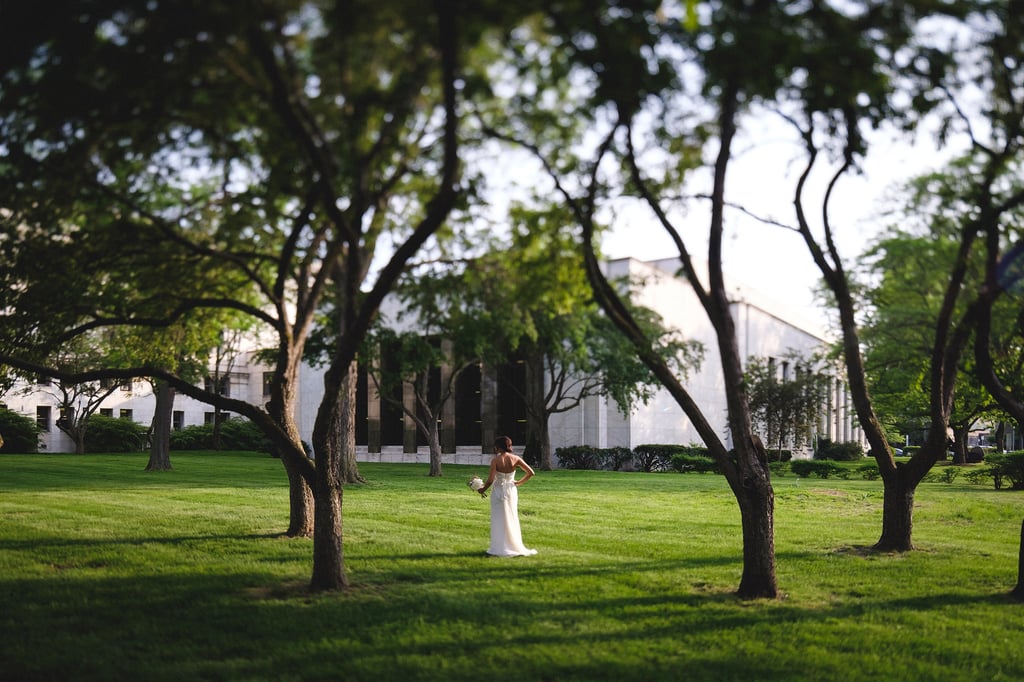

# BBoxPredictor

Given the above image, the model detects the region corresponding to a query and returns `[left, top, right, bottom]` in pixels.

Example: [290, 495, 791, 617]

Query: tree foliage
[744, 353, 829, 459]
[0, 0, 469, 592]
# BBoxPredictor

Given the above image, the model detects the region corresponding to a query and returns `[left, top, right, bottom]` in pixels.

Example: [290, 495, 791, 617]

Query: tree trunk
[146, 381, 174, 471]
[310, 442, 346, 591]
[428, 419, 443, 477]
[283, 457, 315, 538]
[310, 360, 352, 592]
[951, 424, 968, 465]
[539, 419, 553, 471]
[212, 404, 222, 451]
[994, 422, 1006, 453]
[338, 361, 364, 484]
[1012, 519, 1024, 601]
[271, 368, 315, 538]
[737, 478, 778, 599]
[875, 466, 915, 551]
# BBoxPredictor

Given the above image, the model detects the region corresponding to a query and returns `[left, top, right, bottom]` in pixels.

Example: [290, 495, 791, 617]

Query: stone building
[3, 257, 863, 462]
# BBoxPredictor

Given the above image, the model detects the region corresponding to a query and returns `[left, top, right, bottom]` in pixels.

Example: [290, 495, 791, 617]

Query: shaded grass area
[2, 452, 1023, 681]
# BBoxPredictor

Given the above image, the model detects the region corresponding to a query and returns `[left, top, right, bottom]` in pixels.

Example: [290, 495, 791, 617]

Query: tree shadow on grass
[3, 540, 1022, 682]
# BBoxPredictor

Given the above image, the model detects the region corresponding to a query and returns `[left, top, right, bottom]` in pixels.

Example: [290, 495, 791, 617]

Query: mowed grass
[2, 452, 1023, 681]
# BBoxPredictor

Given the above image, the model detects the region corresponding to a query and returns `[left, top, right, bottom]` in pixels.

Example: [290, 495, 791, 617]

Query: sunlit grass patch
[2, 452, 1024, 681]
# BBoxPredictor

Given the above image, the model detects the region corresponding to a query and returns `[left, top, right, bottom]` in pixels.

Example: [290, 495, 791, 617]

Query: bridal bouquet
[467, 476, 487, 498]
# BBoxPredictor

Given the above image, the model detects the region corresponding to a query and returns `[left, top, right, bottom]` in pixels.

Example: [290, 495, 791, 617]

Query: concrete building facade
[3, 257, 863, 462]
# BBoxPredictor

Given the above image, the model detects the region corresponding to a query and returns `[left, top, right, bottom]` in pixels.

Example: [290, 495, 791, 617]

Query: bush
[633, 444, 687, 472]
[790, 460, 844, 479]
[766, 449, 792, 462]
[856, 463, 880, 480]
[816, 438, 864, 461]
[601, 447, 635, 471]
[169, 418, 271, 453]
[985, 451, 1024, 490]
[217, 418, 271, 453]
[0, 408, 40, 453]
[170, 424, 212, 451]
[922, 466, 960, 484]
[963, 467, 994, 487]
[84, 415, 148, 453]
[670, 453, 718, 474]
[554, 445, 603, 470]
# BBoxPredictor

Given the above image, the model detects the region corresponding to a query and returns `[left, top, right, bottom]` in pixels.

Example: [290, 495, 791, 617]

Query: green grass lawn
[2, 452, 1023, 681]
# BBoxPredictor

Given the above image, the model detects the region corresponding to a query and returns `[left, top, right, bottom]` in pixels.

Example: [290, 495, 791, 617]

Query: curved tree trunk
[146, 380, 174, 471]
[272, 366, 315, 538]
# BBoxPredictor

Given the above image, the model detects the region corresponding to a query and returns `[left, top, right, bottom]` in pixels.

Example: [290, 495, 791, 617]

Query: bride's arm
[515, 458, 535, 486]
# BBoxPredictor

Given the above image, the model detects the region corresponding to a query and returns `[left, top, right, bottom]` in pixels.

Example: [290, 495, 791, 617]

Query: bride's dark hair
[494, 435, 513, 453]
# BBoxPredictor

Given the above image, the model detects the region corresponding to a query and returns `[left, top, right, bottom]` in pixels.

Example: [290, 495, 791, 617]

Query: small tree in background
[745, 353, 829, 460]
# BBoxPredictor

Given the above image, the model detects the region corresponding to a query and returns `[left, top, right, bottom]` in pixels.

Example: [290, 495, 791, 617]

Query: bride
[477, 436, 537, 557]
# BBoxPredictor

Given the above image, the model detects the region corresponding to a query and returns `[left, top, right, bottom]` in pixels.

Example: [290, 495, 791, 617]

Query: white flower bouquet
[467, 476, 487, 498]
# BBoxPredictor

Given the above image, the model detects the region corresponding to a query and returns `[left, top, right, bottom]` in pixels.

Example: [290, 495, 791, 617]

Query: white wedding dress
[487, 471, 537, 557]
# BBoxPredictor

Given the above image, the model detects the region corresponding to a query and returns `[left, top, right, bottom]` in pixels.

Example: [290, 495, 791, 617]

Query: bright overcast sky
[601, 122, 954, 314]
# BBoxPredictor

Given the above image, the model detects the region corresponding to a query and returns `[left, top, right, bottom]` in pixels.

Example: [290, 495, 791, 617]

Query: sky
[601, 123, 953, 315]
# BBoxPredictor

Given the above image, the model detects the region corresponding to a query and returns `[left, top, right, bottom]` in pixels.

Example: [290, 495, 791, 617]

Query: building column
[480, 362, 498, 454]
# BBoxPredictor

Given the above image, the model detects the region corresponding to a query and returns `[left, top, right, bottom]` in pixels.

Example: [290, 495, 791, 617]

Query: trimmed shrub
[856, 463, 880, 480]
[170, 424, 212, 451]
[985, 451, 1024, 490]
[766, 449, 792, 462]
[633, 444, 686, 472]
[555, 445, 603, 470]
[84, 415, 148, 453]
[601, 447, 635, 471]
[670, 453, 718, 474]
[217, 418, 272, 453]
[169, 419, 271, 453]
[790, 459, 844, 479]
[0, 408, 40, 453]
[816, 438, 864, 461]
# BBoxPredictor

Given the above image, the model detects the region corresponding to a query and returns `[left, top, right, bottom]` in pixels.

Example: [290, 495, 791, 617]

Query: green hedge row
[169, 419, 272, 453]
[0, 408, 41, 453]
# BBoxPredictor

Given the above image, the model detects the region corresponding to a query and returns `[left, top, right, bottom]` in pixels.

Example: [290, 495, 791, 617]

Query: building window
[205, 375, 230, 397]
[172, 411, 184, 431]
[204, 411, 230, 425]
[100, 408, 113, 418]
[119, 409, 133, 420]
[36, 406, 51, 432]
[263, 372, 275, 397]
